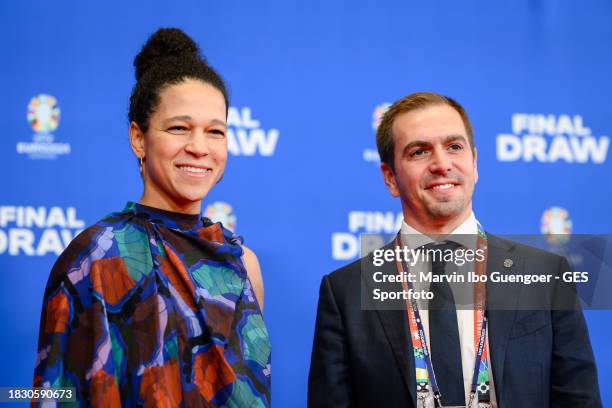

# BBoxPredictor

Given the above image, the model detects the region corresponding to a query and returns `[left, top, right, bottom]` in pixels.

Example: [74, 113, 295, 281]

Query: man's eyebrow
[443, 134, 468, 144]
[401, 134, 468, 154]
[401, 140, 432, 154]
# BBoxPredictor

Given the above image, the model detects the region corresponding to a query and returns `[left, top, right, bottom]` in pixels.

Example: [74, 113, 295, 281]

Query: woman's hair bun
[129, 27, 228, 132]
[133, 28, 204, 81]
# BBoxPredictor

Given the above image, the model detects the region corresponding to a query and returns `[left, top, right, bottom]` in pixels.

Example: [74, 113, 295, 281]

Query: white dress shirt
[400, 212, 497, 408]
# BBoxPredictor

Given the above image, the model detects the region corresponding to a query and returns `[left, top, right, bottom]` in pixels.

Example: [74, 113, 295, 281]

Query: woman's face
[133, 79, 228, 214]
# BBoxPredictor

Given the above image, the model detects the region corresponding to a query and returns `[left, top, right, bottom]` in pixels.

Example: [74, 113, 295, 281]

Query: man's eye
[449, 143, 463, 151]
[410, 149, 426, 157]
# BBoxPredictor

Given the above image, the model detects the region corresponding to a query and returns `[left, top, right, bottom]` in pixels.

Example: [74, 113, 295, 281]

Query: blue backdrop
[1, 1, 611, 406]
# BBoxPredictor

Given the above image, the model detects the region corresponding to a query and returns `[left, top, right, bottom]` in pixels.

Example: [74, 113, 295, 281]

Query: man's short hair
[376, 92, 475, 171]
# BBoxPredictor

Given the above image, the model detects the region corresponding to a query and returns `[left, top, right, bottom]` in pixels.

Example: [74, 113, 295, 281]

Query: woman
[33, 28, 271, 407]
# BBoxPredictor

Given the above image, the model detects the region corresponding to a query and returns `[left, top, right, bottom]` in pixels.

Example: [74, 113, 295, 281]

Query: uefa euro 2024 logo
[541, 206, 572, 245]
[371, 103, 391, 132]
[28, 94, 60, 134]
[205, 202, 238, 232]
[363, 102, 392, 163]
[16, 94, 71, 159]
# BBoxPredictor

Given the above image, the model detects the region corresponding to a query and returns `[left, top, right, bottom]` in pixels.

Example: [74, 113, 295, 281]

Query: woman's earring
[139, 156, 145, 174]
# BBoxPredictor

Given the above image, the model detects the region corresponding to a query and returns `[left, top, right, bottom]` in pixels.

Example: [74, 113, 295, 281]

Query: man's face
[381, 104, 478, 232]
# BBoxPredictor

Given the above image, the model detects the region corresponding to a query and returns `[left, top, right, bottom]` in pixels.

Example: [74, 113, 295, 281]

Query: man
[308, 92, 601, 407]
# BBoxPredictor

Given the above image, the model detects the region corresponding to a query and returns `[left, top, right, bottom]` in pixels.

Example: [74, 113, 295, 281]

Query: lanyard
[394, 228, 490, 408]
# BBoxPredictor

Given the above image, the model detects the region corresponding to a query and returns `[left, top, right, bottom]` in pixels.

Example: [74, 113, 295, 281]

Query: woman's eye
[209, 129, 226, 138]
[167, 126, 189, 134]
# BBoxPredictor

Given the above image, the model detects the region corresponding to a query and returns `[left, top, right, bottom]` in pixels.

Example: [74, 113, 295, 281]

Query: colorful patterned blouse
[33, 202, 271, 407]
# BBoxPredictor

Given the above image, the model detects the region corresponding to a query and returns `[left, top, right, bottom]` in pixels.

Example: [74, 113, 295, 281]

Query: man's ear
[129, 122, 145, 159]
[381, 162, 400, 197]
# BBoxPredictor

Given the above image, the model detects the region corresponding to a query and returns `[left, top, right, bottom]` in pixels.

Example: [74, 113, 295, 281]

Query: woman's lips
[176, 164, 212, 177]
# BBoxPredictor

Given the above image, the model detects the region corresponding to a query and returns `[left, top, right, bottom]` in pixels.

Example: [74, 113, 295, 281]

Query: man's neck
[403, 211, 473, 236]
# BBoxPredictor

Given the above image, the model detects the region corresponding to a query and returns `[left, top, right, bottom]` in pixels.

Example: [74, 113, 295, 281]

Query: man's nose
[428, 148, 452, 174]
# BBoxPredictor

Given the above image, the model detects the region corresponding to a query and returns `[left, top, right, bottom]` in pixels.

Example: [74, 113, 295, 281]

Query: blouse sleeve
[32, 225, 122, 407]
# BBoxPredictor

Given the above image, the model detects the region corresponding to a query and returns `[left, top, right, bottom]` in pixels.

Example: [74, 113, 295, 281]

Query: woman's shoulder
[48, 210, 141, 283]
[202, 217, 243, 246]
[62, 210, 133, 254]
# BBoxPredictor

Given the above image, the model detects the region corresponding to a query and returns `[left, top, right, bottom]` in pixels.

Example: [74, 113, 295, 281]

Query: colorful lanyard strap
[394, 226, 491, 408]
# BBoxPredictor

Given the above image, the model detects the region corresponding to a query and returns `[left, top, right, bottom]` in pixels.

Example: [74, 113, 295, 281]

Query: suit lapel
[486, 234, 522, 406]
[367, 235, 523, 407]
[367, 248, 417, 406]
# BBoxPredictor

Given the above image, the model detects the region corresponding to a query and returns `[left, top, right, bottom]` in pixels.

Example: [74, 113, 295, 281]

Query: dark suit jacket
[308, 234, 602, 408]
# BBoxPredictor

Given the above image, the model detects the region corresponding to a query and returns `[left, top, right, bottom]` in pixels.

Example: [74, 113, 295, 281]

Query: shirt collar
[400, 212, 479, 250]
[124, 201, 203, 231]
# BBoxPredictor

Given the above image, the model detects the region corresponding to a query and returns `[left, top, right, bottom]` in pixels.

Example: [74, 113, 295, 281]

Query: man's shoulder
[326, 242, 396, 292]
[327, 256, 365, 285]
[321, 250, 386, 312]
[487, 233, 566, 266]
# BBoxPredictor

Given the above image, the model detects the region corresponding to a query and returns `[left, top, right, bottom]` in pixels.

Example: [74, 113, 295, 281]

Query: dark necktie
[427, 241, 465, 406]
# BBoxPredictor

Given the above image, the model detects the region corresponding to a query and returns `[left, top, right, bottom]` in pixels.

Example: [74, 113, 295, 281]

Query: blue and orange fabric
[33, 202, 271, 407]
